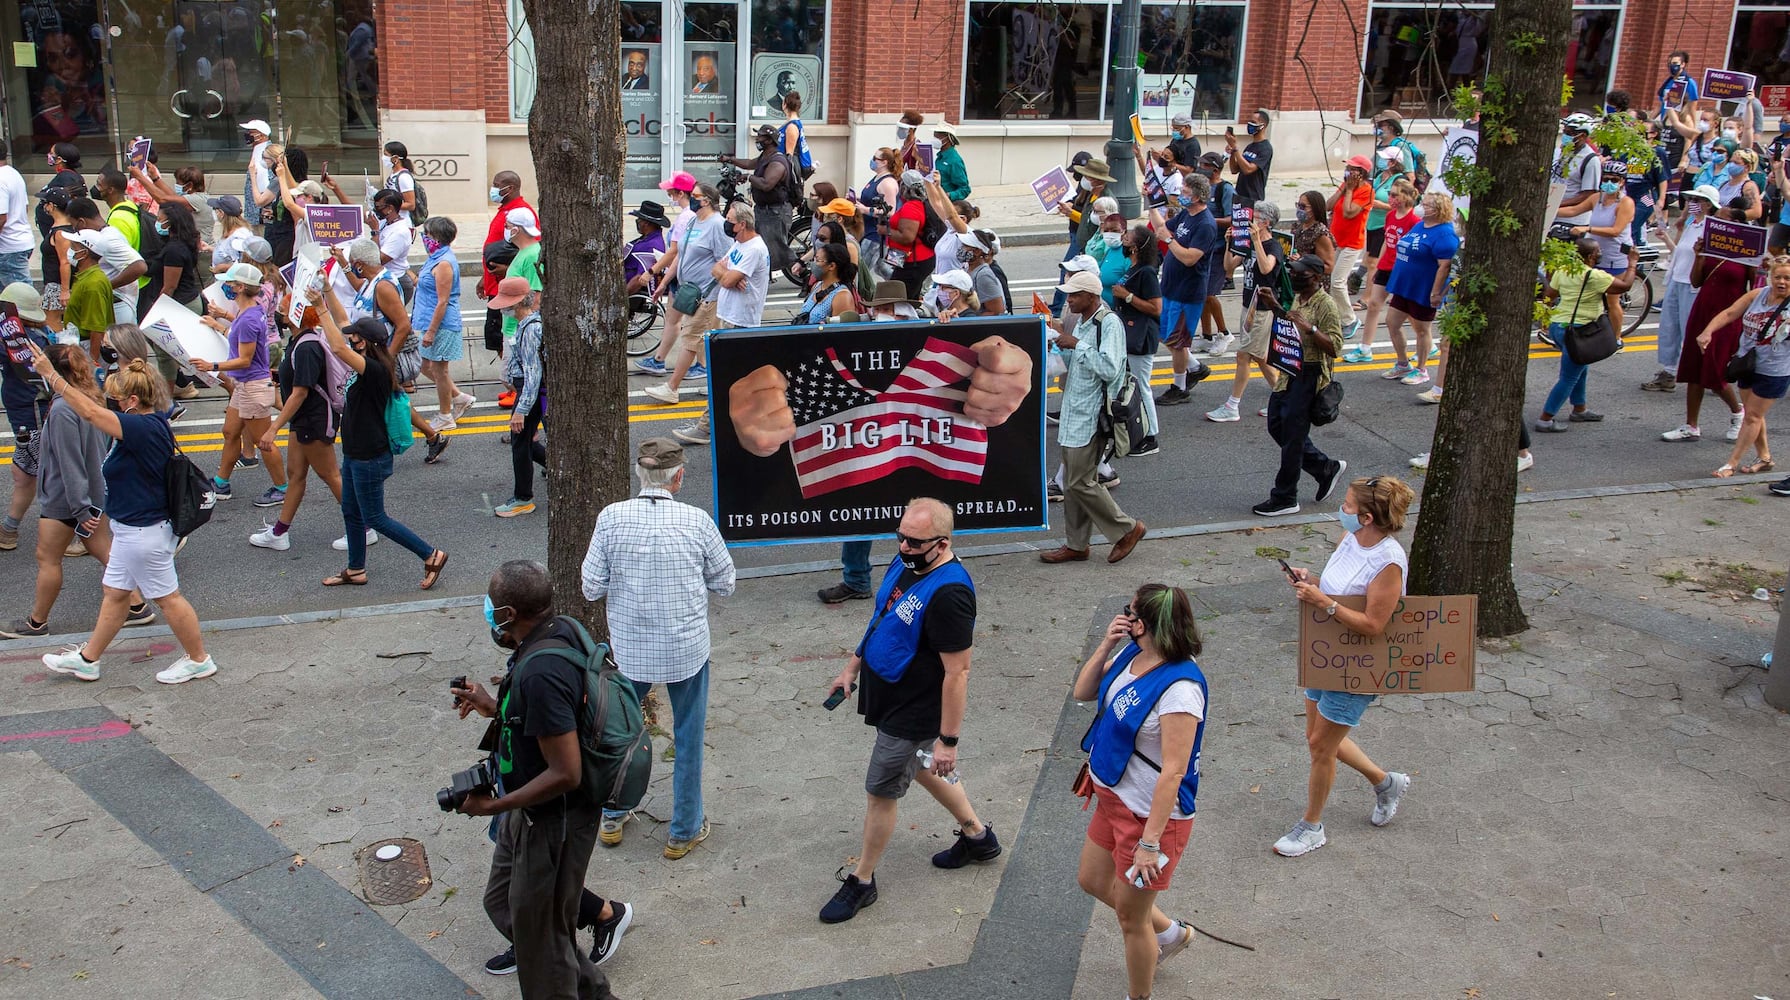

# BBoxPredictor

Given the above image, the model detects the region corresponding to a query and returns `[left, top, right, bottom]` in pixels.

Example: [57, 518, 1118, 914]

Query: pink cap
[1346, 154, 1374, 172]
[658, 172, 698, 193]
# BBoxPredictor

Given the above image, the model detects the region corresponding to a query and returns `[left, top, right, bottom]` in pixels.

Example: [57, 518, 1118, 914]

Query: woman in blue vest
[1276, 475, 1417, 858]
[1072, 583, 1207, 1000]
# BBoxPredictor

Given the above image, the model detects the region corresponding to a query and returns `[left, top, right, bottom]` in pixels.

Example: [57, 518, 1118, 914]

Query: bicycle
[624, 250, 661, 357]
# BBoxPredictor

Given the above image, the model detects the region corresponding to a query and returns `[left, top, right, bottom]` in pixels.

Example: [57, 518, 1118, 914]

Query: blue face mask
[1338, 505, 1363, 534]
[221, 284, 238, 301]
[1725, 162, 1745, 178]
[1176, 195, 1193, 208]
[488, 186, 503, 205]
[1246, 122, 1262, 136]
[1599, 181, 1619, 194]
[154, 220, 169, 236]
[172, 182, 187, 195]
[483, 595, 514, 647]
[1712, 154, 1728, 167]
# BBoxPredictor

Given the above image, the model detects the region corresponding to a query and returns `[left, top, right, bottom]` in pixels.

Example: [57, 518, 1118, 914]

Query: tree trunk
[519, 0, 629, 639]
[1408, 1, 1570, 636]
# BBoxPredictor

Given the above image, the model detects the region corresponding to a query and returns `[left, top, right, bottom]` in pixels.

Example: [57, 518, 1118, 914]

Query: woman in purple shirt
[193, 262, 289, 506]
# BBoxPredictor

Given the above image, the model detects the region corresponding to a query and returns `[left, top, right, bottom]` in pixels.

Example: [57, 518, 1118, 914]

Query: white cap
[221, 262, 264, 287]
[932, 269, 974, 292]
[240, 119, 272, 136]
[505, 207, 541, 237]
[1062, 253, 1100, 275]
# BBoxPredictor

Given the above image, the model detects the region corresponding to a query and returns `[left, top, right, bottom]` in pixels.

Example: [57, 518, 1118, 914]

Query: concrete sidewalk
[1, 484, 1785, 1000]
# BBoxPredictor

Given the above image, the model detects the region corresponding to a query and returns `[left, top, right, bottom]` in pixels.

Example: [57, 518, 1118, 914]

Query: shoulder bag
[1562, 271, 1621, 366]
[1725, 295, 1790, 383]
[164, 428, 217, 538]
[1090, 308, 1149, 456]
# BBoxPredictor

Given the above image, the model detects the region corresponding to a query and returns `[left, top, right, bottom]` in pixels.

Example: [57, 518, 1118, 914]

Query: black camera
[437, 758, 497, 812]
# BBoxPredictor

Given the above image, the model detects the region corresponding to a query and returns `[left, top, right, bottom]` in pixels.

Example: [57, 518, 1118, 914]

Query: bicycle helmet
[1561, 113, 1597, 135]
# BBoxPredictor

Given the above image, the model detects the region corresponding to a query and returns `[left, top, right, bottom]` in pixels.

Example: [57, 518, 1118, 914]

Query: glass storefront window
[508, 0, 536, 122]
[748, 0, 825, 121]
[1567, 4, 1622, 108]
[964, 2, 1111, 121]
[1728, 4, 1790, 89]
[1106, 2, 1246, 122]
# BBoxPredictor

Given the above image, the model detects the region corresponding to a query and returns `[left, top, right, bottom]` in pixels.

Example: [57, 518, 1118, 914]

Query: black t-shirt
[1167, 135, 1202, 171]
[1240, 236, 1288, 312]
[37, 170, 83, 283]
[495, 617, 585, 808]
[279, 337, 334, 443]
[858, 562, 976, 740]
[1118, 265, 1161, 356]
[1234, 139, 1274, 205]
[160, 240, 200, 304]
[341, 353, 392, 460]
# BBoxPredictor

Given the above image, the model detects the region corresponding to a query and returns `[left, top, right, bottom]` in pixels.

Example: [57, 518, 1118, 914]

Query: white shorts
[103, 520, 180, 600]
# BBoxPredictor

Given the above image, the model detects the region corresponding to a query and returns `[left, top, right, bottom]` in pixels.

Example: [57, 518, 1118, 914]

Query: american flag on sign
[785, 336, 988, 498]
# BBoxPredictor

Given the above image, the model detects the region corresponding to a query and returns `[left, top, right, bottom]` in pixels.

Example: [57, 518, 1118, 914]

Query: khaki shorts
[678, 299, 719, 357]
[227, 378, 278, 420]
[1240, 307, 1274, 360]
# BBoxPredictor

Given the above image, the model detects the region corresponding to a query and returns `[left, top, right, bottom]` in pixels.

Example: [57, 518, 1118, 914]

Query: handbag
[671, 278, 711, 315]
[1311, 379, 1345, 426]
[164, 433, 217, 538]
[1725, 296, 1790, 383]
[1089, 308, 1149, 455]
[1561, 272, 1621, 366]
[385, 391, 416, 455]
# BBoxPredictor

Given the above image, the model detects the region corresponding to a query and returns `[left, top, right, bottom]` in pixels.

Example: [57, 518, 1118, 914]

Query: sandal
[1714, 464, 1735, 478]
[420, 550, 448, 590]
[1740, 458, 1775, 474]
[323, 568, 368, 586]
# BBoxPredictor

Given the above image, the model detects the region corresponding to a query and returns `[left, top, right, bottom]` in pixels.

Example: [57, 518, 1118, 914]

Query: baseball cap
[35, 184, 72, 210]
[0, 283, 46, 323]
[241, 237, 274, 263]
[820, 198, 858, 217]
[1056, 271, 1103, 296]
[658, 171, 698, 193]
[344, 317, 389, 347]
[1288, 255, 1327, 277]
[489, 275, 534, 309]
[933, 269, 974, 292]
[505, 207, 541, 237]
[208, 195, 244, 217]
[1347, 154, 1373, 172]
[240, 119, 272, 136]
[1062, 253, 1100, 275]
[69, 227, 132, 260]
[221, 262, 264, 287]
[1171, 112, 1194, 127]
[637, 438, 686, 470]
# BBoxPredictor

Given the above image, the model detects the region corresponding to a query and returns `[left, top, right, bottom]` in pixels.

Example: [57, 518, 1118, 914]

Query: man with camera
[450, 561, 623, 1000]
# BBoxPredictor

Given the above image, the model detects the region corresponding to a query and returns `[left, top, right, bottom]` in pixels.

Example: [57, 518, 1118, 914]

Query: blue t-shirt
[1386, 221, 1460, 304]
[1161, 208, 1216, 303]
[102, 411, 174, 527]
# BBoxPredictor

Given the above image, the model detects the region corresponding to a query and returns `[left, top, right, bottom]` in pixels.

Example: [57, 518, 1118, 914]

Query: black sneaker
[1129, 435, 1161, 457]
[0, 617, 49, 639]
[1314, 459, 1347, 503]
[1097, 470, 1121, 489]
[1047, 481, 1064, 503]
[931, 824, 1002, 869]
[425, 434, 451, 465]
[484, 945, 517, 976]
[817, 583, 872, 604]
[1188, 360, 1212, 384]
[589, 901, 633, 966]
[819, 871, 877, 924]
[1155, 385, 1191, 406]
[238, 452, 262, 469]
[1253, 497, 1300, 516]
[1770, 477, 1790, 496]
[123, 603, 157, 628]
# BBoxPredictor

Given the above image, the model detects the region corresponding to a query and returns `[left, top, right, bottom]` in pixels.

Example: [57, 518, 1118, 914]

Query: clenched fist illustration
[964, 336, 1032, 427]
[728, 364, 797, 457]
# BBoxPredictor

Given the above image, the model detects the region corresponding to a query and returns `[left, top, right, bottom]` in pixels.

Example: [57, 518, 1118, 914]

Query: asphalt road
[0, 242, 1740, 628]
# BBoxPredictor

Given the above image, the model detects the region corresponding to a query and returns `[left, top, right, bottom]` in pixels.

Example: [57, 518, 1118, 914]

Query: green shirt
[1289, 289, 1341, 391]
[106, 203, 149, 288]
[937, 146, 972, 202]
[1549, 267, 1614, 326]
[501, 242, 544, 337]
[66, 266, 116, 336]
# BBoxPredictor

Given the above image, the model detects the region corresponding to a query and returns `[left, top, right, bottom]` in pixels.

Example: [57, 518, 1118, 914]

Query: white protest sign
[1425, 127, 1479, 215]
[140, 295, 228, 388]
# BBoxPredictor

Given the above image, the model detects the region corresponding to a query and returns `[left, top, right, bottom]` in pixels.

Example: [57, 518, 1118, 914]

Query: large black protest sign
[707, 315, 1048, 544]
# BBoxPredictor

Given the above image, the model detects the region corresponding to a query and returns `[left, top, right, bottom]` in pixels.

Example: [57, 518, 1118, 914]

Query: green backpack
[514, 617, 653, 812]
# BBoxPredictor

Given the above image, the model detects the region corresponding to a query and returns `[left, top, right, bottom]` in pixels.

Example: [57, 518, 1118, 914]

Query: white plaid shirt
[580, 487, 736, 683]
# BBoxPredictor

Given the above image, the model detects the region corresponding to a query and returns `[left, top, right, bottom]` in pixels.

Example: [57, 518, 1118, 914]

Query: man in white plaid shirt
[581, 438, 736, 859]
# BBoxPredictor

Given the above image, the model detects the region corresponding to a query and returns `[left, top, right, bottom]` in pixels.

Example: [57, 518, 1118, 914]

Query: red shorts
[1086, 786, 1194, 890]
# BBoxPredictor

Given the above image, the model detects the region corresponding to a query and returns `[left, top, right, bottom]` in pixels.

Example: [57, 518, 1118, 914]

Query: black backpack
[115, 202, 165, 268]
[920, 200, 947, 250]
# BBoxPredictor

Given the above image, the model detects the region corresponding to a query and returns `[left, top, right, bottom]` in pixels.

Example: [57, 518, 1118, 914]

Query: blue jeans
[1542, 327, 1590, 415]
[341, 453, 435, 569]
[0, 250, 29, 290]
[1657, 279, 1695, 371]
[603, 662, 709, 842]
[841, 541, 873, 593]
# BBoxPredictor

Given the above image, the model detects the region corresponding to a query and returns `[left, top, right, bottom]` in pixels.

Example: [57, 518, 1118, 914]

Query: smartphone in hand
[1278, 558, 1298, 583]
[823, 683, 855, 710]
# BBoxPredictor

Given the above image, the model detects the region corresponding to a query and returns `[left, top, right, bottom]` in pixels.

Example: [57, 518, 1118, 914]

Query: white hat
[1062, 253, 1100, 275]
[221, 262, 264, 287]
[505, 207, 541, 237]
[69, 227, 129, 257]
[240, 119, 272, 136]
[1686, 183, 1723, 206]
[932, 121, 958, 137]
[933, 269, 974, 292]
[959, 229, 990, 253]
[1056, 272, 1103, 296]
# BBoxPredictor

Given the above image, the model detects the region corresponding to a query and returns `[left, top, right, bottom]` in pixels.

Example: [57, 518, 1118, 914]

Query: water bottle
[915, 747, 960, 785]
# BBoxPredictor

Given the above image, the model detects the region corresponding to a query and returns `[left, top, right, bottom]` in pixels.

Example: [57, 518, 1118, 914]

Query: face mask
[1780, 121, 1790, 134]
[1079, 178, 1094, 192]
[723, 220, 737, 239]
[1176, 195, 1194, 209]
[46, 154, 56, 168]
[898, 545, 936, 573]
[1726, 162, 1746, 178]
[1603, 104, 1617, 115]
[869, 157, 882, 173]
[1338, 506, 1363, 534]
[172, 183, 186, 195]
[488, 186, 503, 205]
[422, 235, 443, 254]
[1599, 181, 1619, 194]
[1246, 122, 1262, 135]
[221, 284, 238, 301]
[1102, 231, 1122, 247]
[1373, 127, 1384, 139]
[1700, 120, 1715, 133]
[1688, 202, 1704, 218]
[1712, 154, 1728, 168]
[896, 125, 912, 139]
[1670, 64, 1684, 76]
[1722, 128, 1739, 141]
[957, 248, 974, 265]
[64, 248, 77, 267]
[1295, 206, 1310, 222]
[483, 595, 517, 648]
[154, 220, 169, 236]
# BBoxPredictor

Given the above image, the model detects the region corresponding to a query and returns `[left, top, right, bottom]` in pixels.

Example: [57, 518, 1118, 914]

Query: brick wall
[1611, 0, 1740, 107]
[380, 0, 508, 122]
[1248, 0, 1372, 114]
[826, 0, 968, 119]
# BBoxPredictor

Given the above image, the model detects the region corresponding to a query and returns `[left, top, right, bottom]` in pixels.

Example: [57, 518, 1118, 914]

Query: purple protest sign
[1701, 217, 1768, 265]
[1030, 166, 1073, 214]
[1702, 68, 1756, 102]
[306, 204, 364, 246]
[1661, 78, 1688, 109]
[127, 137, 151, 172]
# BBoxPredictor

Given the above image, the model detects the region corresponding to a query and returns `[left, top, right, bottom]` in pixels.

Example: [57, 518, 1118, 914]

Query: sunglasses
[1122, 604, 1137, 619]
[895, 532, 945, 549]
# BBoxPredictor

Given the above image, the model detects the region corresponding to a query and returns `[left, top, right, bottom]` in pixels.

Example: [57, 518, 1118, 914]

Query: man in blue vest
[818, 498, 1002, 923]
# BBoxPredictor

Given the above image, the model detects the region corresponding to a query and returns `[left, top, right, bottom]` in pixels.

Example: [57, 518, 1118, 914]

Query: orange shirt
[1329, 182, 1372, 250]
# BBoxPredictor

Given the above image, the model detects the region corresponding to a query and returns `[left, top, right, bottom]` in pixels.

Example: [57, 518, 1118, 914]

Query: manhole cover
[355, 837, 432, 905]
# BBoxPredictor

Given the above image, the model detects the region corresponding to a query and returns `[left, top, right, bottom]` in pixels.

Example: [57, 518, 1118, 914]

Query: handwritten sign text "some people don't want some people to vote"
[1299, 595, 1478, 694]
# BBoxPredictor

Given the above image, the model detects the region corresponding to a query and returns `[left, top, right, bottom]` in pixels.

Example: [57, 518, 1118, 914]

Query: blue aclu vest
[857, 557, 974, 683]
[1080, 644, 1208, 815]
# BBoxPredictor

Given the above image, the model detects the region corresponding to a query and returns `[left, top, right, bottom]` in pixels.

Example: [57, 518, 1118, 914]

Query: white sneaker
[450, 392, 476, 421]
[429, 412, 457, 432]
[1416, 386, 1444, 404]
[1272, 820, 1327, 857]
[332, 529, 379, 552]
[249, 523, 291, 551]
[1660, 424, 1700, 442]
[1204, 403, 1241, 423]
[644, 383, 681, 404]
[42, 644, 100, 682]
[1156, 920, 1195, 966]
[1516, 453, 1535, 473]
[156, 655, 217, 685]
[1728, 412, 1744, 442]
[1371, 772, 1410, 827]
[1206, 332, 1236, 354]
[1409, 452, 1430, 469]
[1400, 368, 1431, 386]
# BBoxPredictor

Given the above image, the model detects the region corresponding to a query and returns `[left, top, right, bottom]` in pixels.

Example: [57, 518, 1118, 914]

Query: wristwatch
[1323, 602, 1340, 618]
[939, 734, 960, 747]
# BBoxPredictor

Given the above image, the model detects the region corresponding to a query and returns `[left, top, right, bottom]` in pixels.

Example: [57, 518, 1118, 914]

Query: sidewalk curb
[10, 474, 1770, 653]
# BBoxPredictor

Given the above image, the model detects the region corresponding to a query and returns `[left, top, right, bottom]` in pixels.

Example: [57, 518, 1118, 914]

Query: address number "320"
[413, 157, 464, 179]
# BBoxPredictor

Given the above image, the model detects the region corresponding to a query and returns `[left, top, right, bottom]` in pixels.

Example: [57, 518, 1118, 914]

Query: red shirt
[1329, 182, 1372, 251]
[889, 200, 934, 262]
[1377, 208, 1418, 271]
[481, 197, 535, 296]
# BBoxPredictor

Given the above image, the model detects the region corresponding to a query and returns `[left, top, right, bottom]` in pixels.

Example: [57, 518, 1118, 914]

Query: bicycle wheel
[1621, 272, 1653, 338]
[626, 294, 661, 356]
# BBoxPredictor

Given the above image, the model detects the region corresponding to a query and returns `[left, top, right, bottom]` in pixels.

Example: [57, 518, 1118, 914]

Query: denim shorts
[1740, 372, 1790, 400]
[1305, 688, 1378, 727]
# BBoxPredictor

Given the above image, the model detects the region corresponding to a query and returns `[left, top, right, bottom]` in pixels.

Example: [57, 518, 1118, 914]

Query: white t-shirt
[1319, 533, 1408, 598]
[387, 169, 417, 197]
[1667, 217, 1703, 285]
[0, 165, 34, 253]
[377, 217, 413, 281]
[716, 235, 770, 327]
[212, 227, 254, 269]
[1092, 655, 1206, 820]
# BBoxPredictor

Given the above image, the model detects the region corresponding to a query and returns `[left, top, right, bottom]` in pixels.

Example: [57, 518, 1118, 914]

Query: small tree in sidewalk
[518, 0, 629, 636]
[1409, 0, 1572, 636]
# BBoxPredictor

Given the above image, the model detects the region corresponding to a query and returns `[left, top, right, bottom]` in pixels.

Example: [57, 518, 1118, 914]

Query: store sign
[1760, 85, 1790, 117]
[1138, 73, 1196, 123]
[620, 42, 662, 192]
[750, 54, 821, 120]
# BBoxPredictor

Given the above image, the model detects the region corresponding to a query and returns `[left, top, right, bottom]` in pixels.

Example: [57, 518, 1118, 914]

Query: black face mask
[724, 220, 738, 239]
[898, 546, 937, 573]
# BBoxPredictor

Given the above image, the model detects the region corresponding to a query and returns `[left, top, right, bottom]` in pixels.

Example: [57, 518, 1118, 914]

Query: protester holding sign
[1252, 256, 1345, 517]
[1210, 203, 1287, 424]
[192, 264, 288, 508]
[1275, 475, 1417, 858]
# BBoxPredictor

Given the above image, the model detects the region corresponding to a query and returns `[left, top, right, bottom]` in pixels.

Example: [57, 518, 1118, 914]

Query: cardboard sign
[1231, 205, 1254, 253]
[1031, 292, 1051, 316]
[1267, 316, 1302, 376]
[1761, 85, 1790, 117]
[1661, 78, 1688, 110]
[706, 315, 1049, 545]
[1031, 165, 1074, 214]
[305, 204, 363, 246]
[140, 295, 227, 388]
[1702, 217, 1769, 265]
[1299, 595, 1478, 694]
[126, 136, 151, 172]
[1702, 68, 1755, 102]
[915, 141, 936, 175]
[287, 244, 334, 328]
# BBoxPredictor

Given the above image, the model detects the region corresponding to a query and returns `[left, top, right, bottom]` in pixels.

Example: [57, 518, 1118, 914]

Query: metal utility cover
[356, 837, 432, 905]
